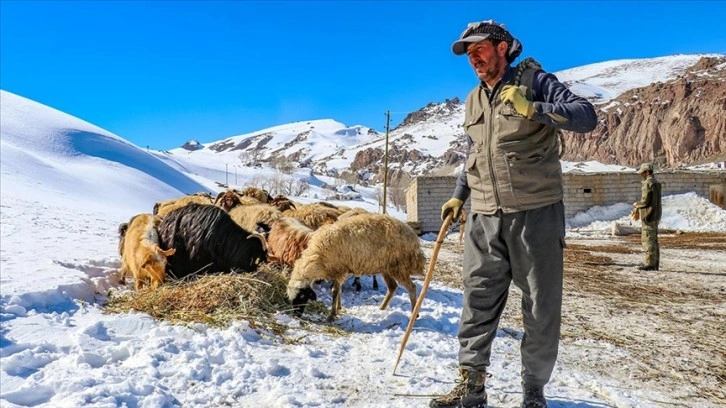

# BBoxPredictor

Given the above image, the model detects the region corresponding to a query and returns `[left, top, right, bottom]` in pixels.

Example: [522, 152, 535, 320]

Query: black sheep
[157, 203, 267, 279]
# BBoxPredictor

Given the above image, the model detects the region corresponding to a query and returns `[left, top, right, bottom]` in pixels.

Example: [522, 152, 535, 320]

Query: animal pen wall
[406, 171, 726, 234]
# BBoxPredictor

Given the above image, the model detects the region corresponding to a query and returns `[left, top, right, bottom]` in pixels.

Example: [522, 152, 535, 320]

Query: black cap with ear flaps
[452, 20, 523, 63]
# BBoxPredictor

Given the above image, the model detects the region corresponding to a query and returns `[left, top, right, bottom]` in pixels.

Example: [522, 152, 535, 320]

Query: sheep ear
[159, 247, 176, 257]
[213, 191, 226, 205]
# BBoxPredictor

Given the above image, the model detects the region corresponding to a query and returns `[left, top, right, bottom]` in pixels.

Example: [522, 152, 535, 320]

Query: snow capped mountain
[162, 54, 722, 182]
[555, 54, 723, 104]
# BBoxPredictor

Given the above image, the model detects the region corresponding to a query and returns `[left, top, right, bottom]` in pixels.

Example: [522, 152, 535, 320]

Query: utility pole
[382, 110, 390, 215]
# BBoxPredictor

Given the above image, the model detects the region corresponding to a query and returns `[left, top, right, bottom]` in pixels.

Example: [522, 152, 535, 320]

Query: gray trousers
[458, 201, 565, 387]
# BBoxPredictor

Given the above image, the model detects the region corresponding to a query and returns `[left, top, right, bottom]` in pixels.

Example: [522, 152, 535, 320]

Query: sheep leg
[119, 264, 129, 285]
[134, 275, 144, 290]
[379, 274, 399, 310]
[353, 276, 362, 291]
[372, 275, 379, 291]
[328, 280, 342, 322]
[399, 276, 419, 317]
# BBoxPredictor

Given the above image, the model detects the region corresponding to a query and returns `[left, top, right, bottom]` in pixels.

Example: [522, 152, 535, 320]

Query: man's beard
[475, 54, 503, 84]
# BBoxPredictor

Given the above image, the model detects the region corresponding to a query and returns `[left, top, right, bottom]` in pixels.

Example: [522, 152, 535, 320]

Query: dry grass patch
[624, 231, 726, 251]
[566, 243, 635, 254]
[104, 264, 350, 340]
[106, 264, 295, 336]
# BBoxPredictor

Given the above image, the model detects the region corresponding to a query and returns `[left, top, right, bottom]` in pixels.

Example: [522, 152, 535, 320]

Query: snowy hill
[0, 91, 209, 212]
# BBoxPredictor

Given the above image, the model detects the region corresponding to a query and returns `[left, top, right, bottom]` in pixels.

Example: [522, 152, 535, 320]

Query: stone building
[406, 171, 726, 234]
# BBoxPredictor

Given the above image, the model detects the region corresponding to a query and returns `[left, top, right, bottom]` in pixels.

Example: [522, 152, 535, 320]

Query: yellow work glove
[441, 198, 464, 221]
[500, 85, 534, 118]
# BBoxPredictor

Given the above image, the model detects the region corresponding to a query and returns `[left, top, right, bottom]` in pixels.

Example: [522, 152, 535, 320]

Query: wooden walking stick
[393, 212, 454, 375]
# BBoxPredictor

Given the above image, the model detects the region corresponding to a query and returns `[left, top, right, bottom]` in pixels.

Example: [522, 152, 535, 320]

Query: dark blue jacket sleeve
[530, 71, 598, 133]
[452, 136, 472, 202]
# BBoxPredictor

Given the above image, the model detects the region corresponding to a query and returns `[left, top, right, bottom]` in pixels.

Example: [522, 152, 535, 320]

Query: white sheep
[287, 213, 425, 321]
[282, 203, 343, 230]
[336, 207, 370, 222]
[154, 194, 214, 217]
[228, 204, 283, 233]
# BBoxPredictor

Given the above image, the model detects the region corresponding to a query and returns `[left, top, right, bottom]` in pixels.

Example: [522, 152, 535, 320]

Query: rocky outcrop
[208, 139, 236, 152]
[181, 140, 203, 151]
[562, 56, 726, 167]
[350, 147, 384, 171]
[397, 97, 460, 130]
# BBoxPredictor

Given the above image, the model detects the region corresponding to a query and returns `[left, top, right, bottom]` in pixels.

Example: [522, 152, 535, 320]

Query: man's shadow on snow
[316, 277, 523, 339]
[540, 398, 613, 408]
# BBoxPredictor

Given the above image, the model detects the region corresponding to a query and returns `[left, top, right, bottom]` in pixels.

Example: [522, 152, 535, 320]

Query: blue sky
[2, 1, 725, 150]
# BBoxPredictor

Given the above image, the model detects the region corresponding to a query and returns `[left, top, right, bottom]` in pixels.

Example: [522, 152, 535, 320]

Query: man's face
[467, 40, 505, 83]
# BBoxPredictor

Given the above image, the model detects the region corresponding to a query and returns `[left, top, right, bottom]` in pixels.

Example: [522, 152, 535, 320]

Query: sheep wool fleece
[458, 200, 564, 387]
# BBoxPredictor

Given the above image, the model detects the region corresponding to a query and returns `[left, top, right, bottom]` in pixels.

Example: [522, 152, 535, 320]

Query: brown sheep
[265, 217, 315, 268]
[270, 195, 297, 212]
[214, 190, 243, 212]
[119, 213, 176, 290]
[154, 194, 214, 218]
[237, 187, 272, 204]
[287, 214, 425, 322]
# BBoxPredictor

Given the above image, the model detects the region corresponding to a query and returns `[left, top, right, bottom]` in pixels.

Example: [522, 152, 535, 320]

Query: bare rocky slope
[562, 56, 726, 167]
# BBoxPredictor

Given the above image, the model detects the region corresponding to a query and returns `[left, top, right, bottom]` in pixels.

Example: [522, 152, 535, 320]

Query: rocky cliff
[562, 56, 726, 167]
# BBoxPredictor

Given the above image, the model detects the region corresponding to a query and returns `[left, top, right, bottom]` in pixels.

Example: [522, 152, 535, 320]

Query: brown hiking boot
[430, 368, 487, 408]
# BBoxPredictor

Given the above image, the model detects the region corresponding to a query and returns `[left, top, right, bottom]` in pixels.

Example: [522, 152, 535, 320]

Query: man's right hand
[441, 198, 464, 221]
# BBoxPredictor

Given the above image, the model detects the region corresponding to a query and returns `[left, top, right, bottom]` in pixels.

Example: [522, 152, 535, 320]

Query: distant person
[633, 163, 662, 271]
[434, 20, 597, 408]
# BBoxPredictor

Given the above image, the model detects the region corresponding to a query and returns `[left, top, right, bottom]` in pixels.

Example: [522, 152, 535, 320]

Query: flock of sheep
[117, 187, 426, 321]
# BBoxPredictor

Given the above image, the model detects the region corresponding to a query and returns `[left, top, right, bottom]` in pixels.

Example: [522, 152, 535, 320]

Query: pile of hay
[105, 264, 295, 333]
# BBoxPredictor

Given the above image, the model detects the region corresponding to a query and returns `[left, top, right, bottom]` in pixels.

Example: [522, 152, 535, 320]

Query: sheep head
[214, 190, 242, 212]
[287, 280, 317, 317]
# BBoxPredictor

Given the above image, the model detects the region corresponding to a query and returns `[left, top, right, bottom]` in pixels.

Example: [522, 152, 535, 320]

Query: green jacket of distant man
[635, 174, 662, 224]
